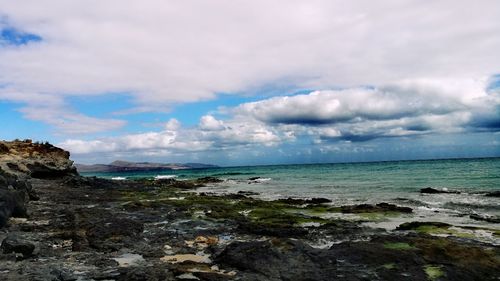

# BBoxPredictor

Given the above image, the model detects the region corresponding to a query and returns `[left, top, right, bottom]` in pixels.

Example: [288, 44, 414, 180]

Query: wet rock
[396, 221, 451, 230]
[49, 268, 77, 281]
[276, 197, 332, 205]
[94, 257, 120, 267]
[117, 266, 168, 281]
[62, 175, 120, 189]
[196, 176, 223, 184]
[216, 239, 336, 281]
[87, 217, 144, 251]
[1, 235, 35, 258]
[341, 203, 412, 213]
[420, 187, 460, 194]
[237, 190, 259, 196]
[238, 220, 308, 238]
[469, 213, 500, 223]
[224, 193, 249, 200]
[485, 190, 500, 197]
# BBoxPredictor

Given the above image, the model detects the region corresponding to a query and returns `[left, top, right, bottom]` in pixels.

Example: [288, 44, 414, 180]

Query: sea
[82, 157, 500, 232]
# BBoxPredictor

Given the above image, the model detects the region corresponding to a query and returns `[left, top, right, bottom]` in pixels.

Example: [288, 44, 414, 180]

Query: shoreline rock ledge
[0, 139, 76, 227]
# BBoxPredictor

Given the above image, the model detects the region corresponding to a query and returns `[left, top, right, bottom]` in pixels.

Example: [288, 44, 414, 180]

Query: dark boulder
[485, 190, 500, 197]
[341, 203, 412, 213]
[216, 239, 336, 281]
[237, 190, 260, 196]
[0, 189, 28, 228]
[396, 221, 451, 230]
[276, 197, 332, 205]
[420, 187, 460, 194]
[1, 235, 35, 258]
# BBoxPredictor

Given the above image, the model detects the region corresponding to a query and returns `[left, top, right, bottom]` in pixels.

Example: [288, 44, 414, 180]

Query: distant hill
[75, 160, 218, 173]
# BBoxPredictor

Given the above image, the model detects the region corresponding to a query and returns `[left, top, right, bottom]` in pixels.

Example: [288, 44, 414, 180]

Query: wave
[111, 177, 127, 180]
[212, 172, 256, 176]
[443, 201, 500, 211]
[154, 175, 177, 180]
[249, 177, 272, 183]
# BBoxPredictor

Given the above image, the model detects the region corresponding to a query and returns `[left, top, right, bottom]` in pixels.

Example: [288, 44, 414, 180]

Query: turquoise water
[83, 157, 500, 228]
[83, 157, 500, 192]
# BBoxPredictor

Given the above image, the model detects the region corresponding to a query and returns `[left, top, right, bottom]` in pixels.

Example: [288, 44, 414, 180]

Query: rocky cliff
[0, 139, 76, 179]
[0, 139, 76, 227]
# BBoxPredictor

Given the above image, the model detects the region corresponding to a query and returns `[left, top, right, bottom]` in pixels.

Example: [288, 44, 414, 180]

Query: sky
[0, 0, 499, 166]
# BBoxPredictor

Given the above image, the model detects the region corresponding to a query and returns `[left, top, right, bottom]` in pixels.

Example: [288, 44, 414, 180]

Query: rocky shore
[0, 140, 499, 280]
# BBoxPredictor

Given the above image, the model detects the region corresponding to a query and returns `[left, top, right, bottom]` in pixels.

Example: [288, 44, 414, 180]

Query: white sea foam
[154, 175, 177, 180]
[249, 177, 272, 183]
[111, 177, 127, 180]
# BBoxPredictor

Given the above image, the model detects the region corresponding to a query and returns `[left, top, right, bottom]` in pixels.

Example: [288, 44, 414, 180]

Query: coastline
[1, 175, 499, 280]
[0, 140, 499, 280]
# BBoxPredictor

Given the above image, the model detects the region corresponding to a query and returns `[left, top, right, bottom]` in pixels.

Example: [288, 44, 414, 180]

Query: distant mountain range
[75, 160, 218, 173]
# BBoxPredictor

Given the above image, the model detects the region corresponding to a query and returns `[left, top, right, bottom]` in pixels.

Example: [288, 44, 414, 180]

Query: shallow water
[83, 157, 500, 231]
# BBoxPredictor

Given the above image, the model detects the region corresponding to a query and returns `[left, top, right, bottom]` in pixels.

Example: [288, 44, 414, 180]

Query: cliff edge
[0, 139, 77, 227]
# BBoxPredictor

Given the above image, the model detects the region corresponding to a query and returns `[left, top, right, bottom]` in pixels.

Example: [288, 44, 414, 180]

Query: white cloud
[0, 0, 499, 132]
[235, 77, 492, 126]
[164, 118, 180, 131]
[1, 1, 499, 162]
[59, 77, 500, 157]
[199, 115, 225, 131]
[0, 87, 126, 135]
[60, 114, 281, 155]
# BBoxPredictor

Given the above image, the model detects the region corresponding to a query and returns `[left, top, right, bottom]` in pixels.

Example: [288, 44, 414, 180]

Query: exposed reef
[0, 140, 498, 280]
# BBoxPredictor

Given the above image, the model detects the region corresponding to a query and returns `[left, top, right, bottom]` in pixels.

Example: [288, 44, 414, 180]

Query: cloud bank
[60, 78, 500, 160]
[0, 1, 499, 163]
[1, 0, 499, 136]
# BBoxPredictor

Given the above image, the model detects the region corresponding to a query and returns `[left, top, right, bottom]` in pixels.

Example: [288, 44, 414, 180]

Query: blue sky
[0, 1, 499, 166]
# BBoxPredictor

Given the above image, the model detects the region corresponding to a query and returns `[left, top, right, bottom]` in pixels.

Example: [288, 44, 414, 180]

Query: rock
[469, 213, 500, 223]
[113, 253, 145, 267]
[161, 254, 212, 264]
[62, 175, 120, 189]
[0, 140, 77, 179]
[396, 221, 451, 230]
[1, 235, 35, 258]
[116, 266, 168, 281]
[485, 190, 500, 197]
[331, 234, 500, 280]
[86, 217, 144, 251]
[196, 177, 223, 184]
[224, 193, 249, 200]
[341, 203, 412, 213]
[420, 187, 460, 194]
[0, 189, 27, 228]
[0, 143, 9, 154]
[49, 268, 77, 281]
[237, 190, 259, 196]
[216, 239, 336, 281]
[276, 197, 332, 205]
